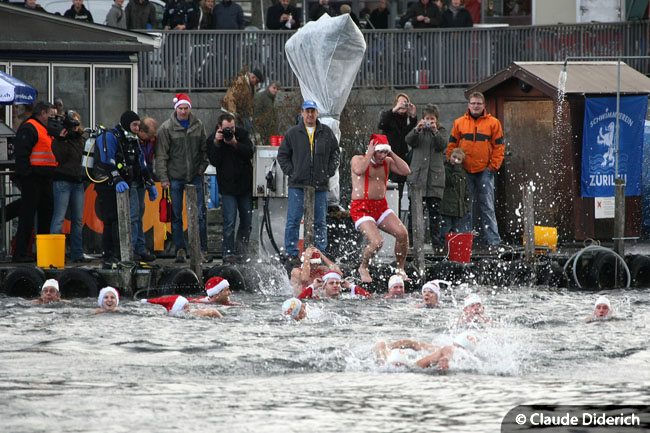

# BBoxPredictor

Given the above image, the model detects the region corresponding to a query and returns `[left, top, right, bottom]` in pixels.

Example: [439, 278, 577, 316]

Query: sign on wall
[581, 95, 648, 197]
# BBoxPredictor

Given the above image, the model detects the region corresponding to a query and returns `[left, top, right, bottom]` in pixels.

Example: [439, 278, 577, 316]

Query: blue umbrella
[0, 71, 38, 105]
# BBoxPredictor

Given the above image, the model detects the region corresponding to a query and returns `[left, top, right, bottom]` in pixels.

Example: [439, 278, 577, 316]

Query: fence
[138, 21, 650, 91]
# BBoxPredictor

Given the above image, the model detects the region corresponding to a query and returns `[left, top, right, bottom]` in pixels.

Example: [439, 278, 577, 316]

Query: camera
[63, 110, 80, 130]
[424, 121, 431, 129]
[222, 127, 234, 141]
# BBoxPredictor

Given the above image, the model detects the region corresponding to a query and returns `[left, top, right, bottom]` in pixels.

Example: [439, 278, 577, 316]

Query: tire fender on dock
[2, 267, 45, 298]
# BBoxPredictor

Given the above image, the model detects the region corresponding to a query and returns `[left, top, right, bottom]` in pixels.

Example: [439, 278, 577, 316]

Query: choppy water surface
[1, 282, 649, 433]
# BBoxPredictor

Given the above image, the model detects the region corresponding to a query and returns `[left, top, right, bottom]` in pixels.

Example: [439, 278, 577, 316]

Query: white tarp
[285, 14, 367, 206]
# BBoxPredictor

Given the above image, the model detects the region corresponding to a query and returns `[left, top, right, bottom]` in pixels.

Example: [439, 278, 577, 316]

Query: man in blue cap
[277, 100, 340, 262]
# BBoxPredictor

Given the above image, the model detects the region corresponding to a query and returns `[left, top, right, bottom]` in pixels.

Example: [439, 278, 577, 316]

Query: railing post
[185, 184, 203, 284]
[410, 184, 425, 277]
[522, 183, 535, 261]
[303, 186, 315, 248]
[116, 190, 133, 263]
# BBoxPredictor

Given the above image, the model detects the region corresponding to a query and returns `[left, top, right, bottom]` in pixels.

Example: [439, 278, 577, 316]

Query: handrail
[138, 20, 650, 91]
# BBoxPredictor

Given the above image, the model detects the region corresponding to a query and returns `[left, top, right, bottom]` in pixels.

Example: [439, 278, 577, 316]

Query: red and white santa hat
[370, 133, 391, 152]
[322, 270, 342, 282]
[97, 286, 120, 308]
[300, 250, 322, 265]
[142, 295, 189, 317]
[205, 276, 230, 297]
[173, 93, 192, 109]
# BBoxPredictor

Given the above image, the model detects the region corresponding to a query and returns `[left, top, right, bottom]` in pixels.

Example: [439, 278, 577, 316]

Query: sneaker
[175, 248, 187, 263]
[135, 251, 156, 262]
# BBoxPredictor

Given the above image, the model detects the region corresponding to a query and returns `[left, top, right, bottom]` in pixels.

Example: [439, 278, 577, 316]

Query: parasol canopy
[0, 71, 38, 105]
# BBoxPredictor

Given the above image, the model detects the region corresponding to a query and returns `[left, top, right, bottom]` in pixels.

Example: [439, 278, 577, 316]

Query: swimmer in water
[416, 280, 447, 308]
[189, 276, 241, 306]
[457, 293, 490, 326]
[586, 295, 612, 322]
[32, 279, 62, 305]
[414, 332, 478, 370]
[95, 286, 119, 314]
[142, 295, 223, 318]
[384, 274, 406, 299]
[299, 271, 372, 299]
[290, 246, 341, 295]
[282, 297, 307, 321]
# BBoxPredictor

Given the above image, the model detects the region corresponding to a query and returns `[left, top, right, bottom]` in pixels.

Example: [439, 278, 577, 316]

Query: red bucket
[446, 232, 473, 263]
[270, 135, 284, 146]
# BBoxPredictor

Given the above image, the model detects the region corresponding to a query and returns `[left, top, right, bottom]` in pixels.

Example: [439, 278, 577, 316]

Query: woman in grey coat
[405, 104, 447, 248]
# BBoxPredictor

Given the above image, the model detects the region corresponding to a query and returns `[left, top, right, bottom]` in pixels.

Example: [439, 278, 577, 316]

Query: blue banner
[581, 96, 648, 197]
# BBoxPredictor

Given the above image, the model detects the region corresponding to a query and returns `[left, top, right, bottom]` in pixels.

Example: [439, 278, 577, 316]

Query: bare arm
[388, 152, 411, 177]
[387, 339, 436, 352]
[415, 345, 454, 369]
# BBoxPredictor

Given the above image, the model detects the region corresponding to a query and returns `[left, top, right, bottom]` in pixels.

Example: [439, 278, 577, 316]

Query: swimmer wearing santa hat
[189, 276, 241, 306]
[350, 133, 411, 284]
[290, 246, 341, 296]
[142, 295, 222, 318]
[95, 286, 120, 314]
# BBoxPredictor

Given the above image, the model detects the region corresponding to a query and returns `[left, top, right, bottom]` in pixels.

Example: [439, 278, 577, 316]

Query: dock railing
[138, 20, 650, 91]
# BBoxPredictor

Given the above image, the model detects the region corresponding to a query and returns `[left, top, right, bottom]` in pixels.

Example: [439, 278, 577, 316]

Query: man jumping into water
[350, 134, 411, 283]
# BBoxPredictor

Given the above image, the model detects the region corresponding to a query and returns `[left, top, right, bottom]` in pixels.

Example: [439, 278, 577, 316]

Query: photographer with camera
[405, 103, 446, 249]
[12, 101, 58, 262]
[207, 113, 254, 263]
[50, 110, 89, 263]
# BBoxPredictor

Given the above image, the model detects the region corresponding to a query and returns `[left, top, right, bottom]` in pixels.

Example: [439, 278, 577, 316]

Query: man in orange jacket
[446, 92, 504, 247]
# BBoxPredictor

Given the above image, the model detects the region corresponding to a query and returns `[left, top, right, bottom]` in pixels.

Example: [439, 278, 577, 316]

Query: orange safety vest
[25, 118, 57, 167]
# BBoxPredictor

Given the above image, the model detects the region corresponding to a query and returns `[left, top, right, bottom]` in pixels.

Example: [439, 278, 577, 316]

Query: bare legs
[357, 213, 409, 282]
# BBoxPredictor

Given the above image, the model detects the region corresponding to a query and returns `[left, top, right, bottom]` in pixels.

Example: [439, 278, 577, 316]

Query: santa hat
[97, 286, 120, 308]
[421, 281, 440, 296]
[282, 297, 303, 319]
[463, 293, 482, 308]
[322, 270, 342, 282]
[42, 279, 59, 292]
[388, 275, 404, 289]
[205, 276, 229, 297]
[173, 93, 192, 109]
[370, 133, 391, 152]
[594, 295, 611, 309]
[300, 250, 322, 265]
[142, 295, 189, 317]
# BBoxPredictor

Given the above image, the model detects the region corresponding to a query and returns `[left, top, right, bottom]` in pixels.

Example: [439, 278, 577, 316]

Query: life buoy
[2, 267, 45, 298]
[206, 265, 247, 292]
[57, 268, 101, 298]
[628, 254, 650, 288]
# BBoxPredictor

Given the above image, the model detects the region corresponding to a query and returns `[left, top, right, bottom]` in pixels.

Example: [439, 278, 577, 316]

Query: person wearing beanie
[384, 274, 406, 298]
[587, 295, 612, 322]
[289, 246, 340, 295]
[350, 134, 411, 284]
[95, 109, 154, 263]
[156, 93, 211, 264]
[142, 295, 223, 318]
[189, 276, 241, 306]
[282, 297, 307, 321]
[32, 279, 62, 305]
[95, 286, 119, 314]
[457, 293, 490, 326]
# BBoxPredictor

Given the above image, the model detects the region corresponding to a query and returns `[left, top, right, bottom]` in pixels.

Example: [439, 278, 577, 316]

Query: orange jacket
[25, 118, 57, 167]
[446, 111, 504, 174]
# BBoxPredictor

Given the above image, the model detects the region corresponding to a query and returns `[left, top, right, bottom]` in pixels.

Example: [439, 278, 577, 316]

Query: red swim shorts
[349, 198, 395, 230]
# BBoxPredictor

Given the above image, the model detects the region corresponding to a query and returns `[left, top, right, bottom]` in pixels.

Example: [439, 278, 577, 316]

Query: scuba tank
[82, 126, 109, 183]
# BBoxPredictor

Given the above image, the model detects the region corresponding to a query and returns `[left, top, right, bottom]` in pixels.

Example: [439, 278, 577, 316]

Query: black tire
[3, 267, 45, 298]
[536, 261, 568, 288]
[629, 255, 650, 288]
[157, 268, 202, 296]
[58, 268, 100, 299]
[206, 265, 247, 292]
[586, 251, 627, 289]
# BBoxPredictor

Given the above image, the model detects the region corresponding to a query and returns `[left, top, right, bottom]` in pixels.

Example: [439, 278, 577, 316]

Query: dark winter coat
[63, 5, 94, 23]
[405, 125, 447, 199]
[52, 132, 85, 183]
[125, 0, 157, 29]
[211, 1, 244, 29]
[266, 2, 300, 29]
[441, 7, 473, 28]
[207, 126, 254, 196]
[399, 1, 441, 28]
[440, 160, 469, 217]
[277, 120, 340, 192]
[377, 108, 417, 183]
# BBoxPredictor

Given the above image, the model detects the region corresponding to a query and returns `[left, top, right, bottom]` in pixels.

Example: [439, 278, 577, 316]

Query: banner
[581, 95, 648, 197]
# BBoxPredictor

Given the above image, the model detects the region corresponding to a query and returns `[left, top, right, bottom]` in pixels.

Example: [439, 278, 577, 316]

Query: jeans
[129, 182, 147, 254]
[467, 169, 501, 246]
[284, 187, 328, 257]
[170, 176, 207, 252]
[221, 193, 252, 258]
[50, 180, 85, 260]
[441, 214, 472, 241]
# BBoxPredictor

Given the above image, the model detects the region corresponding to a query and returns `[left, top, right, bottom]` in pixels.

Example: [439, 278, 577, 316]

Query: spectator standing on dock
[446, 92, 504, 248]
[253, 81, 280, 147]
[50, 110, 88, 263]
[266, 0, 300, 30]
[162, 0, 199, 29]
[222, 68, 265, 137]
[64, 0, 94, 23]
[377, 93, 417, 215]
[125, 0, 157, 30]
[309, 0, 337, 21]
[405, 103, 446, 249]
[211, 0, 245, 29]
[368, 0, 390, 29]
[440, 147, 470, 239]
[441, 0, 473, 27]
[207, 113, 255, 263]
[196, 0, 215, 28]
[12, 101, 57, 263]
[399, 0, 442, 28]
[155, 93, 210, 264]
[105, 0, 127, 29]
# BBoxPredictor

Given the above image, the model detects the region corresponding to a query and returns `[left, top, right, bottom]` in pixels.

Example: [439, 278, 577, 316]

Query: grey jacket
[405, 125, 446, 198]
[155, 112, 208, 183]
[105, 3, 127, 28]
[277, 121, 339, 192]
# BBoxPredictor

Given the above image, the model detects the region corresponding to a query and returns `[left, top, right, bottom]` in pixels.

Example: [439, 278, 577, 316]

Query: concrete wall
[534, 0, 577, 25]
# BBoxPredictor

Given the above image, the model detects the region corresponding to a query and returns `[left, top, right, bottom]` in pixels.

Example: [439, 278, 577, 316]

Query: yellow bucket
[36, 234, 66, 268]
[534, 226, 558, 252]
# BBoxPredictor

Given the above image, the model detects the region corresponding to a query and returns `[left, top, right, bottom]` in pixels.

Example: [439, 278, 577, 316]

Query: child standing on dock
[440, 148, 471, 241]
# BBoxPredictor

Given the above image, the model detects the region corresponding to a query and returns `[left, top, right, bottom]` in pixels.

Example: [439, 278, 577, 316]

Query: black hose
[264, 194, 281, 256]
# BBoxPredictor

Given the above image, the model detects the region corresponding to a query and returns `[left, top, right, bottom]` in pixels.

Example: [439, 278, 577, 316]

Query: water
[1, 284, 649, 433]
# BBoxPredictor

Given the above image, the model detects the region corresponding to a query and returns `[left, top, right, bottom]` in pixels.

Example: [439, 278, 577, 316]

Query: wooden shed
[466, 61, 650, 243]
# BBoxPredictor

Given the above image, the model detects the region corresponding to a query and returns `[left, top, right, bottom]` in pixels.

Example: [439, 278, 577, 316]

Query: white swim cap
[388, 275, 404, 289]
[421, 281, 440, 296]
[594, 295, 611, 309]
[322, 271, 342, 282]
[282, 298, 303, 320]
[42, 279, 59, 292]
[453, 332, 478, 352]
[463, 293, 481, 308]
[97, 286, 119, 308]
[386, 349, 410, 366]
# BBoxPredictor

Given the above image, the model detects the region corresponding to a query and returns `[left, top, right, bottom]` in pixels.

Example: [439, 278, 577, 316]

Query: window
[10, 64, 49, 129]
[54, 65, 91, 128]
[94, 67, 132, 128]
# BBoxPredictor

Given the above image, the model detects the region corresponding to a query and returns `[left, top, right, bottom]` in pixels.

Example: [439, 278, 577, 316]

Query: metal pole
[116, 190, 133, 263]
[303, 186, 315, 248]
[185, 184, 203, 283]
[613, 58, 626, 256]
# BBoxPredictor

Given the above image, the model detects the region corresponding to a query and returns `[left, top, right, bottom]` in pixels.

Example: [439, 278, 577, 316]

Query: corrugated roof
[467, 61, 650, 97]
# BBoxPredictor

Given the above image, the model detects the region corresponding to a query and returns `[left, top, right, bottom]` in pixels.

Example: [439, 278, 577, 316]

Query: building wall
[533, 0, 577, 25]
